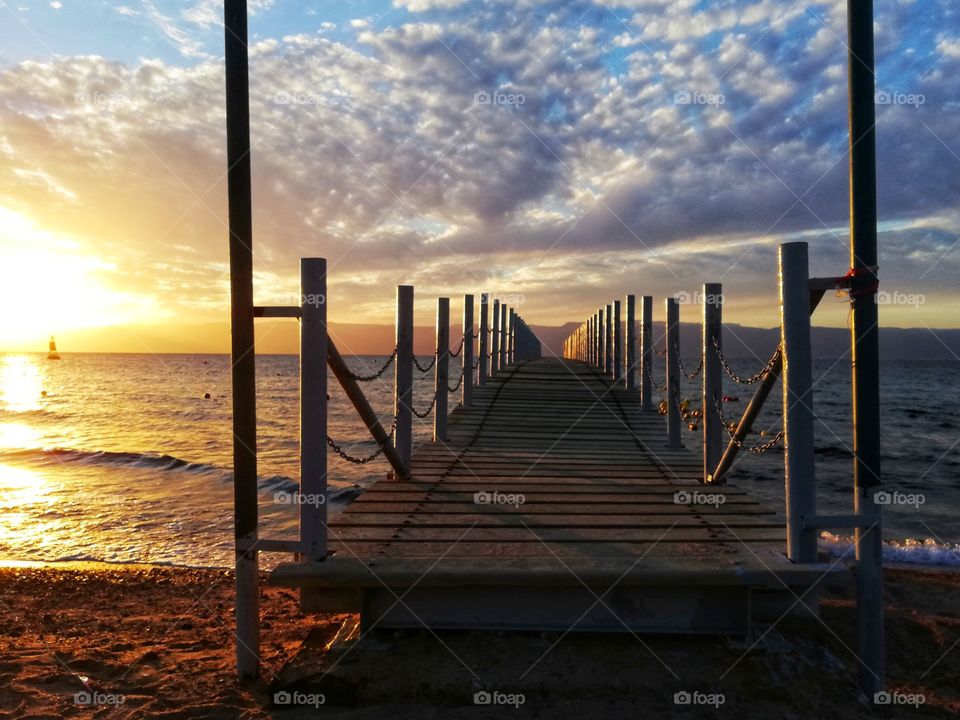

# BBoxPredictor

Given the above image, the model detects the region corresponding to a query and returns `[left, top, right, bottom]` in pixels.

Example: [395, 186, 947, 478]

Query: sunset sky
[0, 0, 957, 351]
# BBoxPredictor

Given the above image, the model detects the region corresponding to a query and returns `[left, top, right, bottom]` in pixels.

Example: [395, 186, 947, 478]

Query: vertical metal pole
[587, 317, 593, 364]
[702, 283, 723, 482]
[435, 298, 449, 441]
[597, 308, 605, 371]
[491, 299, 500, 376]
[665, 298, 682, 448]
[640, 296, 654, 412]
[300, 259, 327, 563]
[613, 300, 622, 383]
[499, 303, 508, 369]
[780, 243, 817, 563]
[605, 304, 613, 376]
[625, 294, 636, 390]
[395, 286, 414, 469]
[224, 0, 259, 681]
[848, 0, 884, 695]
[463, 294, 474, 407]
[507, 308, 517, 364]
[478, 294, 489, 385]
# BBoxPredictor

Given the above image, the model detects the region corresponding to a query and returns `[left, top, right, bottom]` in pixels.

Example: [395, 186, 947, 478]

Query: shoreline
[1, 563, 958, 717]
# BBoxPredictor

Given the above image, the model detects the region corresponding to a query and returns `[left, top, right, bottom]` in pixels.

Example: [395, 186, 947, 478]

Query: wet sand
[0, 561, 958, 718]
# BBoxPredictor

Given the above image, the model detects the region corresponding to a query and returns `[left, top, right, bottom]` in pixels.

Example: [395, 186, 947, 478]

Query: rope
[714, 338, 779, 385]
[344, 346, 397, 382]
[327, 417, 397, 465]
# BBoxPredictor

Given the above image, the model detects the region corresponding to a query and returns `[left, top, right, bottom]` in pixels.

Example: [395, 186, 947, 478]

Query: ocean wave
[0, 447, 229, 475]
[820, 532, 960, 566]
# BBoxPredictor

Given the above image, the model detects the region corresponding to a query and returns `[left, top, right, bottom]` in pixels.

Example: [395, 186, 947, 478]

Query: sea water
[0, 353, 956, 568]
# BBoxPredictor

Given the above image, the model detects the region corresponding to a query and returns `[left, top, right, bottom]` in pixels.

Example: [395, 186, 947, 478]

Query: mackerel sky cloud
[0, 0, 957, 331]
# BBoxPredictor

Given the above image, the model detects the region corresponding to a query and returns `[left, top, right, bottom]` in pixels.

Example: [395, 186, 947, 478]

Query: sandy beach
[0, 561, 956, 718]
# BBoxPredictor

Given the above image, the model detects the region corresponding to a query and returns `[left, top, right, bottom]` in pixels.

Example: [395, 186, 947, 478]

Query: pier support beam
[702, 283, 723, 483]
[665, 298, 682, 448]
[395, 286, 414, 468]
[780, 243, 817, 563]
[500, 303, 508, 369]
[640, 296, 654, 412]
[435, 298, 449, 441]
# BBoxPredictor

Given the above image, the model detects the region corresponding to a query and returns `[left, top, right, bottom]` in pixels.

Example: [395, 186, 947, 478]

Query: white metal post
[300, 258, 327, 562]
[435, 297, 449, 441]
[780, 243, 817, 562]
[703, 283, 723, 482]
[666, 298, 682, 448]
[395, 285, 414, 468]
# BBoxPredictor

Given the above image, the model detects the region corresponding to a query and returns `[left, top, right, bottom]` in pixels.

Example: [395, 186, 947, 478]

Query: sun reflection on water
[1, 355, 44, 412]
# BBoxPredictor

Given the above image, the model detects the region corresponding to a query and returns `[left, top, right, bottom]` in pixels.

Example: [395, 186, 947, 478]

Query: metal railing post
[395, 285, 414, 468]
[300, 258, 327, 562]
[665, 297, 682, 448]
[702, 283, 723, 482]
[640, 295, 654, 411]
[435, 297, 449, 441]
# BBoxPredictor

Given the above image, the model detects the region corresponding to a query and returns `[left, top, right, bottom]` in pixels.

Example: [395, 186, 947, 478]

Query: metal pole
[499, 303, 508, 370]
[625, 294, 636, 390]
[665, 298, 682, 448]
[463, 294, 474, 407]
[508, 308, 516, 365]
[478, 293, 489, 385]
[224, 0, 259, 681]
[491, 299, 500, 376]
[702, 283, 723, 483]
[605, 304, 613, 376]
[435, 298, 449, 441]
[640, 295, 654, 412]
[597, 308, 605, 371]
[300, 259, 327, 562]
[613, 299, 622, 383]
[395, 286, 414, 469]
[780, 243, 817, 563]
[848, 0, 884, 695]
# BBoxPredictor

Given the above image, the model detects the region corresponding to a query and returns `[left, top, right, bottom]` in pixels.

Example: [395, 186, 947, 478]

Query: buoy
[203, 392, 211, 399]
[722, 395, 739, 403]
[41, 390, 48, 397]
[46, 336, 60, 360]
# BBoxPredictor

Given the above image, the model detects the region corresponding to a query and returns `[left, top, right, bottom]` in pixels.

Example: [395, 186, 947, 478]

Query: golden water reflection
[0, 355, 43, 412]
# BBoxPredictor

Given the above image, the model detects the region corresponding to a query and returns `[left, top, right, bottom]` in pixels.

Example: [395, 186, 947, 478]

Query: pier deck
[271, 358, 835, 634]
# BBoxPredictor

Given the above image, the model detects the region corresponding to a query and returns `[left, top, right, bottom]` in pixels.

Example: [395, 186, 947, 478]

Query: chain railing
[327, 416, 397, 465]
[344, 345, 398, 383]
[713, 337, 780, 385]
[447, 370, 464, 393]
[712, 394, 783, 455]
[413, 351, 437, 373]
[413, 391, 438, 418]
[674, 339, 703, 380]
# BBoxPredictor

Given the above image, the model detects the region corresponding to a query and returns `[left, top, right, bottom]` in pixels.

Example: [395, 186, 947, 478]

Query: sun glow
[0, 207, 151, 349]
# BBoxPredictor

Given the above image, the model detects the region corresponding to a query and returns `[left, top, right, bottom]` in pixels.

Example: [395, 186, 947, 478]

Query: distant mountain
[530, 322, 960, 361]
[15, 321, 960, 361]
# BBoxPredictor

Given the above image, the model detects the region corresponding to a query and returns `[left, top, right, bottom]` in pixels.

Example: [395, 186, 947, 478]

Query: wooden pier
[271, 357, 833, 634]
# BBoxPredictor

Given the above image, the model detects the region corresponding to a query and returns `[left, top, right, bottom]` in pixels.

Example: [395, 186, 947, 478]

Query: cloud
[0, 0, 957, 329]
